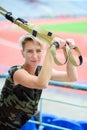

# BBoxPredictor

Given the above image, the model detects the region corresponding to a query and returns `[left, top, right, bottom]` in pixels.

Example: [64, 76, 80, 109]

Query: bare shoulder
[13, 68, 29, 85]
[13, 68, 43, 89]
[14, 68, 29, 77]
[13, 69, 37, 88]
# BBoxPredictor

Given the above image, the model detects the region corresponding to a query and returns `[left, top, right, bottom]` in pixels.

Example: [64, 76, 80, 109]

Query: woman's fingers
[66, 39, 76, 49]
[52, 37, 66, 49]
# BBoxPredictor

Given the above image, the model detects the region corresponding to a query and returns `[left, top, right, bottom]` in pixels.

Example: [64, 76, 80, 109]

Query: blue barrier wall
[0, 74, 87, 130]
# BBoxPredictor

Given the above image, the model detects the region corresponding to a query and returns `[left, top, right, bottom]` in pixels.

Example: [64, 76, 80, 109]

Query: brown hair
[19, 33, 45, 50]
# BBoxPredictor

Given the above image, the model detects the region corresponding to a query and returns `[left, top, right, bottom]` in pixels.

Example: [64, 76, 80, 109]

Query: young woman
[0, 33, 78, 130]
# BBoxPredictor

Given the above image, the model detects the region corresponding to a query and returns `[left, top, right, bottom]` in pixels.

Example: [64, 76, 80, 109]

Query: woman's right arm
[13, 49, 53, 89]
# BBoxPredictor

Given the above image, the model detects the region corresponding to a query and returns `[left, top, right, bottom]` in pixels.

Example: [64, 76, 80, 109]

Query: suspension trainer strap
[49, 42, 68, 65]
[68, 46, 83, 66]
[0, 6, 83, 66]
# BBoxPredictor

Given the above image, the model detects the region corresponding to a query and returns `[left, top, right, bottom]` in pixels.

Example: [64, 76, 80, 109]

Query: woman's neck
[23, 63, 37, 75]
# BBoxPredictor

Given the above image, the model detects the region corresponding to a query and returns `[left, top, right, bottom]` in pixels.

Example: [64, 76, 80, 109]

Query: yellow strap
[0, 6, 7, 12]
[49, 44, 68, 65]
[68, 46, 83, 66]
[0, 6, 83, 66]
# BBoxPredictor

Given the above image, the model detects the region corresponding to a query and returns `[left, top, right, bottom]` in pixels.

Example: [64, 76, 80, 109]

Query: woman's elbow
[36, 82, 48, 89]
[74, 73, 78, 81]
[69, 75, 78, 82]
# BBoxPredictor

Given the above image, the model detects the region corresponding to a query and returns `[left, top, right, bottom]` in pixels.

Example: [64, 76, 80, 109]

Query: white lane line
[0, 38, 20, 49]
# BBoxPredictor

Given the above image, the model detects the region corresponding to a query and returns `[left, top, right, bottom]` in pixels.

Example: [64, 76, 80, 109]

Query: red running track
[0, 17, 87, 85]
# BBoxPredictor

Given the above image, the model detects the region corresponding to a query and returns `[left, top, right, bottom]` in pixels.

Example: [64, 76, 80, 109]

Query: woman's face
[22, 40, 44, 67]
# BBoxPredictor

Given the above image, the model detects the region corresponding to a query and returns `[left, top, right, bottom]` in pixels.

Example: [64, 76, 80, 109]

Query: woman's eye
[36, 49, 42, 53]
[27, 49, 42, 53]
[27, 50, 33, 53]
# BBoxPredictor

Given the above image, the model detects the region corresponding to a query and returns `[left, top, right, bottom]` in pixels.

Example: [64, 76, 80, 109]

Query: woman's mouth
[31, 60, 38, 63]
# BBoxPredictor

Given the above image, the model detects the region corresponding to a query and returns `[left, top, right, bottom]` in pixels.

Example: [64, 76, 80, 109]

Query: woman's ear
[21, 49, 25, 58]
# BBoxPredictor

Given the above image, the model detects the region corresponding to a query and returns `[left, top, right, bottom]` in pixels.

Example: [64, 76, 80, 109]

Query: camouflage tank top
[0, 65, 42, 129]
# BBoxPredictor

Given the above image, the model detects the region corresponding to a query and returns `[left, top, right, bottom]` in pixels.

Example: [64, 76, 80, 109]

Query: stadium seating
[40, 113, 58, 130]
[20, 117, 38, 130]
[20, 113, 58, 130]
[50, 118, 82, 130]
[78, 121, 87, 130]
[0, 0, 87, 19]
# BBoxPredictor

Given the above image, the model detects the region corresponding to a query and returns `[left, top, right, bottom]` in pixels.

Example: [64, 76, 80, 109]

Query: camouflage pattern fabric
[0, 65, 42, 129]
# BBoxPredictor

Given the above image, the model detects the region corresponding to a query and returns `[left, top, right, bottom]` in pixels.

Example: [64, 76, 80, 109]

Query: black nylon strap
[16, 18, 28, 24]
[32, 30, 37, 37]
[5, 12, 14, 22]
[48, 32, 52, 36]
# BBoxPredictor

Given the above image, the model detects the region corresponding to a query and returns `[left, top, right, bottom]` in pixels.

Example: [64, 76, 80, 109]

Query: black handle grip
[53, 42, 59, 48]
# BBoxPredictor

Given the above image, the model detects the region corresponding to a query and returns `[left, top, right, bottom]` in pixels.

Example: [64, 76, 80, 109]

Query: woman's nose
[32, 51, 38, 58]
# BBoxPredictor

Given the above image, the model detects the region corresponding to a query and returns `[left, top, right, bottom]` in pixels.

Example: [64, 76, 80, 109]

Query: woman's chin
[31, 62, 38, 67]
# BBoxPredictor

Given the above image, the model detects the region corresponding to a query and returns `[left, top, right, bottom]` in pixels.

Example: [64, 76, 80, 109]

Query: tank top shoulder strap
[8, 65, 42, 80]
[8, 65, 22, 80]
[35, 65, 42, 76]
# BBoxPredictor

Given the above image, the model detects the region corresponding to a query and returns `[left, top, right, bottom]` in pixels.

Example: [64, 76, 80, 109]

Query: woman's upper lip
[31, 60, 38, 62]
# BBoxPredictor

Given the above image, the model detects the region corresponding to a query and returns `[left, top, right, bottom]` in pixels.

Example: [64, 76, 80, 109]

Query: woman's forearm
[38, 48, 53, 87]
[66, 57, 78, 82]
[63, 47, 78, 81]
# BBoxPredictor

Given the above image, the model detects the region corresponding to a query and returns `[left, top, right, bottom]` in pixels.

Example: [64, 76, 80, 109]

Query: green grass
[39, 21, 87, 34]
